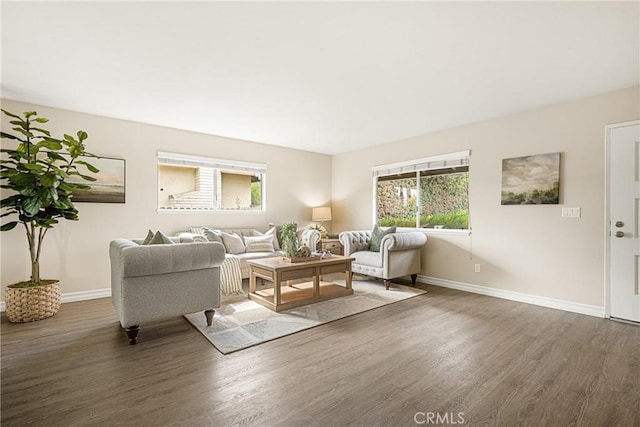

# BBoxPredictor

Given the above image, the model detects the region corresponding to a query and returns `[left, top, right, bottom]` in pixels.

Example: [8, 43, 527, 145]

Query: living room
[2, 2, 639, 426]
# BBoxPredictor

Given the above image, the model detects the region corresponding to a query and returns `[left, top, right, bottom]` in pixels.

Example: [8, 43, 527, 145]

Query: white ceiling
[1, 2, 638, 155]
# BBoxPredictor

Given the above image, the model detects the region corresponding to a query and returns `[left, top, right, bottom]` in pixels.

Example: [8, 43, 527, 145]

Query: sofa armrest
[110, 239, 225, 278]
[381, 232, 428, 253]
[176, 232, 208, 243]
[339, 230, 372, 256]
[298, 228, 321, 249]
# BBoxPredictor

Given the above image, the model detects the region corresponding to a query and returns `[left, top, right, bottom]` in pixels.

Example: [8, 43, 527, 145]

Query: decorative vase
[5, 280, 61, 323]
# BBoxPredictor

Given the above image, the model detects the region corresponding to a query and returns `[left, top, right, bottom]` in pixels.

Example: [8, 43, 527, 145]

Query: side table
[317, 238, 344, 255]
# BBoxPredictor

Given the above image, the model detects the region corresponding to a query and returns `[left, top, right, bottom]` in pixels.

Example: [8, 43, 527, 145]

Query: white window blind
[372, 150, 470, 177]
[158, 151, 266, 174]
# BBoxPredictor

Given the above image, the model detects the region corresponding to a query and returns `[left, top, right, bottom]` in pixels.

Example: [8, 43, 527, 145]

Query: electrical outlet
[561, 207, 581, 218]
[474, 264, 481, 273]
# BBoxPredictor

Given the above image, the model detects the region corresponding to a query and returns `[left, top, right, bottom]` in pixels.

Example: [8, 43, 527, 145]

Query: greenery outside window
[373, 151, 470, 230]
[157, 152, 266, 212]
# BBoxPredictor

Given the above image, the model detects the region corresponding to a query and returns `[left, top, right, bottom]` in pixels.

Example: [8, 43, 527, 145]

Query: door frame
[604, 120, 640, 319]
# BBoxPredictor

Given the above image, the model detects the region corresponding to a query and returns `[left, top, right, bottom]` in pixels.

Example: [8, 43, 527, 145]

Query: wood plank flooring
[2, 283, 638, 426]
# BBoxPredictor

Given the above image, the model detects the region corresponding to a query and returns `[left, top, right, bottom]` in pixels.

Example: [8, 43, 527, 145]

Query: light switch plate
[561, 207, 581, 218]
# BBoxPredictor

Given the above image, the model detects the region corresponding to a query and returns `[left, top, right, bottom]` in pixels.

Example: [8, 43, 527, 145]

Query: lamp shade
[312, 206, 332, 222]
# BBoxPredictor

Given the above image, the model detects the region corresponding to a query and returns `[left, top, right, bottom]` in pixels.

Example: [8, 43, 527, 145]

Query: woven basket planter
[5, 281, 61, 323]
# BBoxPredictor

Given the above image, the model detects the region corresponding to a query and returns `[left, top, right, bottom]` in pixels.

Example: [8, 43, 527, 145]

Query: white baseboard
[419, 275, 605, 318]
[2, 279, 606, 319]
[0, 288, 111, 312]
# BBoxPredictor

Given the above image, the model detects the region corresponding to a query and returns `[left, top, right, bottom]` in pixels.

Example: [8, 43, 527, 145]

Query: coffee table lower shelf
[249, 281, 353, 312]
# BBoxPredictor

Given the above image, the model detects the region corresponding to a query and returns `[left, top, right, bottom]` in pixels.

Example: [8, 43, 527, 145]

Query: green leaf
[63, 134, 77, 144]
[0, 131, 22, 140]
[21, 163, 45, 172]
[9, 120, 28, 130]
[1, 109, 21, 119]
[13, 128, 34, 139]
[40, 172, 59, 187]
[76, 160, 99, 173]
[78, 174, 97, 182]
[31, 127, 51, 136]
[9, 173, 36, 186]
[77, 130, 88, 142]
[19, 187, 38, 197]
[0, 222, 18, 231]
[46, 152, 67, 162]
[21, 196, 42, 216]
[33, 117, 49, 123]
[37, 139, 63, 151]
[68, 183, 91, 190]
[23, 111, 37, 118]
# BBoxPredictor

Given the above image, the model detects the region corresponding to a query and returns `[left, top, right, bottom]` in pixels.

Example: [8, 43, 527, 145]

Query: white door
[607, 121, 640, 323]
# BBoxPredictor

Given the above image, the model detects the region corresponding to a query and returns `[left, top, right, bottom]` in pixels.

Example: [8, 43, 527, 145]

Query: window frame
[157, 151, 267, 213]
[372, 150, 471, 235]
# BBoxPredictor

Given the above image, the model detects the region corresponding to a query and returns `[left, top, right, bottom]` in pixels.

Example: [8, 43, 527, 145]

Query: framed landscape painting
[501, 152, 560, 205]
[69, 156, 126, 203]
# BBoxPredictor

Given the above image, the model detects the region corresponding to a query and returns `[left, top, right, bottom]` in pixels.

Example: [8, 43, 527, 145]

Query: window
[157, 152, 266, 211]
[373, 150, 470, 230]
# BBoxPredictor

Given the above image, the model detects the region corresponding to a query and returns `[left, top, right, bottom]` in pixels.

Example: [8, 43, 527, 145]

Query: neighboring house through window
[157, 151, 266, 211]
[373, 150, 470, 230]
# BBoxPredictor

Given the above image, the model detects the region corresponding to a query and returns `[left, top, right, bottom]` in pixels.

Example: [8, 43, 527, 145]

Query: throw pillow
[370, 224, 396, 252]
[202, 227, 224, 245]
[142, 229, 154, 245]
[145, 230, 175, 245]
[244, 235, 275, 253]
[264, 226, 282, 250]
[220, 231, 246, 254]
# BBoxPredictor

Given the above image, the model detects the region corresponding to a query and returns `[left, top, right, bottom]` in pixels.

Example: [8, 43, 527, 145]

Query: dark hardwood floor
[2, 283, 638, 426]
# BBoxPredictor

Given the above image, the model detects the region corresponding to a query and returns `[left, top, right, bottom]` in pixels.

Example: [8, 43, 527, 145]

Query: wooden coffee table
[247, 255, 354, 312]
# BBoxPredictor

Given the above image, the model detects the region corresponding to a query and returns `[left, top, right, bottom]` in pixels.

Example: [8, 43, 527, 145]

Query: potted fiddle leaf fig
[1, 109, 99, 322]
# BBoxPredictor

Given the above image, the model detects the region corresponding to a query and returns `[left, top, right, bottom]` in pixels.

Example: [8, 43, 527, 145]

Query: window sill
[156, 208, 266, 214]
[396, 227, 471, 236]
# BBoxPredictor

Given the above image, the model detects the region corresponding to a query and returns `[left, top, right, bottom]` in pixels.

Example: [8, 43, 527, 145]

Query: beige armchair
[339, 230, 427, 289]
[109, 238, 226, 344]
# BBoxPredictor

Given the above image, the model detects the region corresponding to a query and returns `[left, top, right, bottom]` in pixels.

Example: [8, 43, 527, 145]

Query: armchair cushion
[353, 251, 383, 268]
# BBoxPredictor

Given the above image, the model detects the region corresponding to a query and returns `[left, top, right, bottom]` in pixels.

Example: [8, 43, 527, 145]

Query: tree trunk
[24, 223, 40, 283]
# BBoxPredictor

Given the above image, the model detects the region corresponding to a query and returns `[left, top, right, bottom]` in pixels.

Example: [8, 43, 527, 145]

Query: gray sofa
[110, 237, 226, 344]
[179, 226, 321, 279]
[339, 229, 427, 289]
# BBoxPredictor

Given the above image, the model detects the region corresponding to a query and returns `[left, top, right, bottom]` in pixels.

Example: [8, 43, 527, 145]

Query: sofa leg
[384, 279, 391, 290]
[205, 309, 215, 326]
[125, 326, 139, 345]
[411, 274, 417, 285]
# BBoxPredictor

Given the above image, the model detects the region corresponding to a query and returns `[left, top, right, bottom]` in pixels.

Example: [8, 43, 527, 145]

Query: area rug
[184, 279, 426, 354]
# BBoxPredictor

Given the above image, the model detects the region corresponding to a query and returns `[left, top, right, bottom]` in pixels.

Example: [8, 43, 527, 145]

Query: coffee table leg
[345, 264, 352, 290]
[249, 267, 256, 293]
[314, 269, 320, 297]
[274, 271, 282, 307]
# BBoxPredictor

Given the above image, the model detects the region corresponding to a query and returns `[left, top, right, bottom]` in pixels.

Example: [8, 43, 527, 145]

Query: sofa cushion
[220, 232, 245, 254]
[370, 225, 396, 252]
[244, 235, 275, 253]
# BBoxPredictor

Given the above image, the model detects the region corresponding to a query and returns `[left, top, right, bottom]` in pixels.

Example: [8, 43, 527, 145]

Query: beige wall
[332, 86, 640, 308]
[0, 100, 332, 298]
